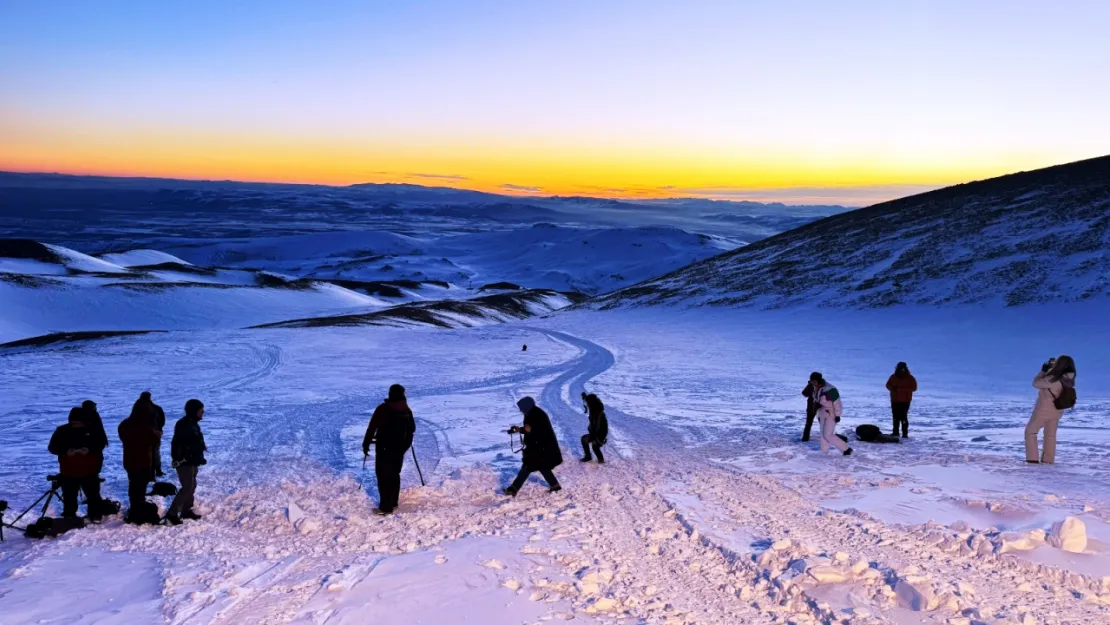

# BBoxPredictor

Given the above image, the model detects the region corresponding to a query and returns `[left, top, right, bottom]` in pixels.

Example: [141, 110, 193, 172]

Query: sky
[1, 0, 1107, 206]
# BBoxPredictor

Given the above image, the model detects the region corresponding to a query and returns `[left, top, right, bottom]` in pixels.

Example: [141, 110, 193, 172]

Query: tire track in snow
[206, 343, 283, 391]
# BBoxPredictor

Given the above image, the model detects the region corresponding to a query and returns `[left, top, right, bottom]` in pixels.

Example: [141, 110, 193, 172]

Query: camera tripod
[0, 480, 63, 541]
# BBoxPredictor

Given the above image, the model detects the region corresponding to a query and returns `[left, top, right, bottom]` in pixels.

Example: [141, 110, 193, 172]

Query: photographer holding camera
[1025, 355, 1077, 464]
[504, 397, 563, 497]
[48, 407, 107, 522]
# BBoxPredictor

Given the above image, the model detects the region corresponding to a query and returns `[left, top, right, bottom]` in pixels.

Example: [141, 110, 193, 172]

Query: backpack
[1052, 386, 1077, 410]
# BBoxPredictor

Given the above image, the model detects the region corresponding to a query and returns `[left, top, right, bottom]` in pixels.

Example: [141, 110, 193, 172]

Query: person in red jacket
[48, 407, 107, 522]
[118, 400, 161, 522]
[885, 362, 918, 438]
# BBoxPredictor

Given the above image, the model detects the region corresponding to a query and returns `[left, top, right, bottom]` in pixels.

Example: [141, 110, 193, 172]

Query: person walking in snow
[118, 399, 161, 523]
[885, 362, 918, 438]
[504, 397, 563, 496]
[811, 372, 853, 456]
[580, 393, 608, 464]
[80, 399, 109, 473]
[801, 374, 821, 442]
[362, 384, 416, 515]
[166, 399, 207, 525]
[48, 407, 107, 522]
[1025, 355, 1077, 464]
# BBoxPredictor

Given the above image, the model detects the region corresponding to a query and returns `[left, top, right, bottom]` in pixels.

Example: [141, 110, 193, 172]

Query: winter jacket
[587, 405, 609, 443]
[885, 373, 918, 404]
[1032, 372, 1076, 420]
[82, 407, 110, 450]
[802, 385, 819, 417]
[171, 416, 207, 467]
[815, 384, 843, 420]
[521, 407, 563, 471]
[118, 416, 160, 472]
[363, 400, 416, 455]
[151, 402, 166, 429]
[49, 423, 107, 478]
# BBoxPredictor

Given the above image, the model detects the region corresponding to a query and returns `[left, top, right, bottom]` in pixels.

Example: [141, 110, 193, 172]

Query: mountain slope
[592, 155, 1110, 309]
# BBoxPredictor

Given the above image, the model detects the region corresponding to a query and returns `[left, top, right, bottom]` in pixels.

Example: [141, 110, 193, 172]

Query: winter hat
[81, 400, 97, 410]
[68, 406, 85, 424]
[388, 384, 406, 401]
[185, 399, 204, 419]
[140, 391, 152, 400]
[896, 361, 908, 371]
[516, 396, 536, 414]
[809, 371, 823, 383]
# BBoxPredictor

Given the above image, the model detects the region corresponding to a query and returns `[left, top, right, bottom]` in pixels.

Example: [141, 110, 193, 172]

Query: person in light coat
[1025, 355, 1076, 464]
[810, 372, 853, 456]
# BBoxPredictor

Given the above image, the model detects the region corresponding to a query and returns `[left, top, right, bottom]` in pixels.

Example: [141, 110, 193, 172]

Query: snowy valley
[2, 164, 1110, 625]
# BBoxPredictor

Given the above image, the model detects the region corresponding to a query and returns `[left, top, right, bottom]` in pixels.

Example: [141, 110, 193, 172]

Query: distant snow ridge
[593, 155, 1110, 309]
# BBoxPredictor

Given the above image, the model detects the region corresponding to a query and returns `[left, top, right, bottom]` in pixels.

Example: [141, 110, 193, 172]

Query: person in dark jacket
[580, 393, 608, 464]
[801, 373, 821, 441]
[137, 392, 167, 477]
[505, 397, 563, 496]
[166, 399, 207, 525]
[118, 400, 161, 522]
[885, 362, 918, 438]
[80, 399, 109, 473]
[362, 384, 416, 515]
[49, 407, 107, 522]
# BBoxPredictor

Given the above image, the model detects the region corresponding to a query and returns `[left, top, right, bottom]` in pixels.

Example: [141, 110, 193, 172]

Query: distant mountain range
[592, 154, 1110, 309]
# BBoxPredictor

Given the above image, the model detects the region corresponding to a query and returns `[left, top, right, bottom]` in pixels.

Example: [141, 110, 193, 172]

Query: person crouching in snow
[363, 384, 416, 515]
[580, 393, 608, 463]
[811, 372, 853, 456]
[1025, 355, 1077, 464]
[504, 397, 563, 496]
[885, 361, 917, 438]
[166, 399, 206, 525]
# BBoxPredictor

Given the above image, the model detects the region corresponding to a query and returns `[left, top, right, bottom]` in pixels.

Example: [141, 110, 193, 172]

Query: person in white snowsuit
[810, 372, 853, 456]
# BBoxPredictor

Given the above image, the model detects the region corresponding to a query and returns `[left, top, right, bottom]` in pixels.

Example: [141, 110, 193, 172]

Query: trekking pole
[410, 447, 425, 486]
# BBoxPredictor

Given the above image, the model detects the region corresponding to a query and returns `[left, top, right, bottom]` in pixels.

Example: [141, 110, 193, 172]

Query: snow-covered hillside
[593, 155, 1110, 309]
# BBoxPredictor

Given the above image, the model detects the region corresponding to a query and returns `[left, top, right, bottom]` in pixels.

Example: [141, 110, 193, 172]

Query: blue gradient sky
[1, 0, 1107, 204]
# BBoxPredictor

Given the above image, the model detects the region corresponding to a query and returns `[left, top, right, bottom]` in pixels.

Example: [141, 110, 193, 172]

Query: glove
[362, 446, 370, 456]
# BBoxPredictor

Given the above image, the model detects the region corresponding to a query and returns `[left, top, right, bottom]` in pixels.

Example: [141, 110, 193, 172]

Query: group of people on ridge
[47, 392, 207, 527]
[799, 357, 1078, 465]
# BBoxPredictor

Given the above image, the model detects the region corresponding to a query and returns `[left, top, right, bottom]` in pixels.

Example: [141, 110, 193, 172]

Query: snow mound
[100, 249, 192, 267]
[593, 155, 1110, 309]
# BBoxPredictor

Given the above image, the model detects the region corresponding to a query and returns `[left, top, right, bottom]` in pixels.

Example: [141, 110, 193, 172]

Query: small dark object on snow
[522, 344, 527, 351]
[972, 436, 990, 442]
[24, 516, 85, 539]
[855, 424, 901, 444]
[126, 501, 161, 525]
[148, 482, 178, 497]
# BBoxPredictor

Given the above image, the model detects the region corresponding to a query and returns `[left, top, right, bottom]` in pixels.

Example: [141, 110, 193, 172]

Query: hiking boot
[88, 516, 103, 525]
[181, 510, 202, 521]
[580, 457, 592, 462]
[596, 458, 605, 464]
[164, 515, 182, 526]
[843, 448, 854, 457]
[373, 508, 393, 516]
[503, 487, 518, 498]
[549, 485, 562, 493]
[1026, 460, 1040, 464]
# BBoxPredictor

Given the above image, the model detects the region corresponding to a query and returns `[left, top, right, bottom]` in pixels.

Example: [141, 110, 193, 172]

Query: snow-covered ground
[2, 304, 1109, 624]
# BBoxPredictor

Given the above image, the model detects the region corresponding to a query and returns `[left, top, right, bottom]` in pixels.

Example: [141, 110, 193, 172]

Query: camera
[1042, 357, 1056, 373]
[507, 426, 520, 434]
[46, 474, 62, 488]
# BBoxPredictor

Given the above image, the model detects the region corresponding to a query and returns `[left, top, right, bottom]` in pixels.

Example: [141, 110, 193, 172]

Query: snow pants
[61, 475, 102, 520]
[168, 465, 198, 518]
[581, 435, 605, 463]
[891, 402, 911, 437]
[819, 413, 848, 453]
[510, 465, 560, 492]
[375, 451, 405, 512]
[126, 469, 151, 513]
[1025, 412, 1062, 464]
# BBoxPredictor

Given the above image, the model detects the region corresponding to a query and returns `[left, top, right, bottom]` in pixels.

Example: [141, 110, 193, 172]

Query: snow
[99, 249, 192, 267]
[4, 304, 1110, 623]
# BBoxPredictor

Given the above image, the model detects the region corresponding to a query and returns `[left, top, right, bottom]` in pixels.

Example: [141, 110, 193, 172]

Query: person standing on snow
[885, 362, 918, 438]
[580, 393, 608, 464]
[1025, 355, 1077, 464]
[363, 384, 416, 515]
[505, 396, 563, 496]
[136, 391, 168, 477]
[48, 407, 107, 522]
[80, 399, 109, 473]
[118, 400, 161, 523]
[811, 372, 853, 456]
[801, 373, 821, 442]
[166, 399, 207, 525]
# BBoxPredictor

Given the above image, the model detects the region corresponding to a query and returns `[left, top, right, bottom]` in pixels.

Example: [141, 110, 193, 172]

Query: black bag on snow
[148, 482, 178, 497]
[24, 516, 85, 539]
[125, 501, 161, 525]
[855, 424, 901, 444]
[96, 498, 122, 517]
